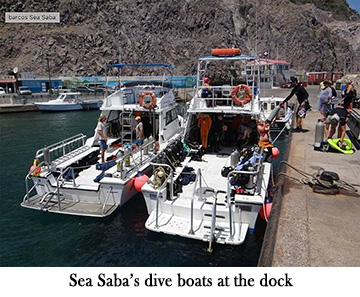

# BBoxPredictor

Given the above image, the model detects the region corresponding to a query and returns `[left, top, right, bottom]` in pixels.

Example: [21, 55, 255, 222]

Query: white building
[247, 59, 291, 89]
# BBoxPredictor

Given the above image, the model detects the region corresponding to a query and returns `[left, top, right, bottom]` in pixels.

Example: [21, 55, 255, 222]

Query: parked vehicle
[71, 86, 95, 93]
[0, 87, 5, 95]
[18, 86, 32, 95]
[50, 86, 72, 94]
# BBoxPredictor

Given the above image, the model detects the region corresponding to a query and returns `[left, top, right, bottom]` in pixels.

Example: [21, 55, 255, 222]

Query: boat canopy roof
[107, 63, 175, 69]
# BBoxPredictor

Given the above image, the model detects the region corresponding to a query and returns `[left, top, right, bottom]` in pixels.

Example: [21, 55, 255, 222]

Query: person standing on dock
[317, 80, 332, 121]
[96, 114, 108, 163]
[282, 77, 309, 132]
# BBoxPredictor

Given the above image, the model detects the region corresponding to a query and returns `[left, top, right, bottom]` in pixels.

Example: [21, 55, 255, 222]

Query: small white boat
[260, 96, 293, 132]
[34, 93, 84, 111]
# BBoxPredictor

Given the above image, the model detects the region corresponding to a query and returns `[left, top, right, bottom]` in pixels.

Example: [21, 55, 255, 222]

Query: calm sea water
[0, 110, 287, 267]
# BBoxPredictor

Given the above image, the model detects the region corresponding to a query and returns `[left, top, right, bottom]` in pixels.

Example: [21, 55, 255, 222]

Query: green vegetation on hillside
[289, 0, 359, 21]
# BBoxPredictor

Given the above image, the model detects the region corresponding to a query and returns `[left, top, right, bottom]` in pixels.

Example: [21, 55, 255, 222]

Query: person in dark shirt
[282, 77, 309, 132]
[324, 106, 349, 148]
[342, 81, 356, 109]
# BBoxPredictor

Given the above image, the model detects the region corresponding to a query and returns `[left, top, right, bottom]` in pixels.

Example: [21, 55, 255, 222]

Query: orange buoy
[231, 84, 252, 105]
[134, 174, 149, 192]
[211, 48, 241, 56]
[259, 201, 272, 220]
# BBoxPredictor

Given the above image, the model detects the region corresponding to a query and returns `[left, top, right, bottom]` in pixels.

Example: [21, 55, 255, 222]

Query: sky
[347, 0, 360, 13]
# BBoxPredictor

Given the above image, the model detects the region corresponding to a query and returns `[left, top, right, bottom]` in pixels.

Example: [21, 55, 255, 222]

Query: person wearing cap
[96, 114, 108, 163]
[201, 76, 213, 107]
[135, 116, 144, 147]
[282, 77, 309, 132]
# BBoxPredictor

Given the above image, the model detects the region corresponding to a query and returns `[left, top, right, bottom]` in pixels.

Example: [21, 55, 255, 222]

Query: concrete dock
[259, 89, 360, 267]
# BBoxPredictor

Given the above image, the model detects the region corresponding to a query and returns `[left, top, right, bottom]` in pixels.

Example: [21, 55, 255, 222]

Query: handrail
[226, 177, 233, 240]
[35, 133, 86, 160]
[119, 138, 156, 179]
[207, 190, 227, 253]
[102, 186, 114, 215]
[24, 161, 46, 203]
[189, 168, 201, 235]
[35, 133, 86, 165]
[207, 192, 217, 253]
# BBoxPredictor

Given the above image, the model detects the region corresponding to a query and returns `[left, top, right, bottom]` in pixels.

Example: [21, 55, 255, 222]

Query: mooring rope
[277, 161, 358, 194]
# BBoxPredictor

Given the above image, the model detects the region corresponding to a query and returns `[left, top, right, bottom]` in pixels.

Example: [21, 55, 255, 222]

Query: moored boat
[22, 63, 184, 217]
[141, 50, 278, 249]
[34, 92, 83, 111]
[260, 96, 293, 132]
[34, 92, 103, 111]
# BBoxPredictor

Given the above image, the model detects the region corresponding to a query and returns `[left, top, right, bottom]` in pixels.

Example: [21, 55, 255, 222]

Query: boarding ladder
[120, 111, 134, 147]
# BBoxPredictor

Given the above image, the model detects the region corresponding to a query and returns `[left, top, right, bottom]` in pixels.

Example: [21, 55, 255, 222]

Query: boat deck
[21, 195, 118, 217]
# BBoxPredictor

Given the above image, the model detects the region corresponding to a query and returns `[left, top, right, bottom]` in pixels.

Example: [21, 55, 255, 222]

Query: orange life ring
[139, 91, 156, 109]
[211, 48, 241, 56]
[231, 84, 252, 105]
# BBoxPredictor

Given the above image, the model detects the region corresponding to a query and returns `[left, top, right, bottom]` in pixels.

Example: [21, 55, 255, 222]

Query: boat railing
[35, 133, 87, 168]
[189, 168, 202, 235]
[226, 147, 265, 197]
[101, 186, 116, 215]
[23, 161, 46, 204]
[119, 138, 156, 179]
[192, 85, 256, 110]
[207, 190, 227, 253]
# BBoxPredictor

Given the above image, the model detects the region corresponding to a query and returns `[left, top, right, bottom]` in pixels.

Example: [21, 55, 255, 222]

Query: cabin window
[165, 108, 178, 125]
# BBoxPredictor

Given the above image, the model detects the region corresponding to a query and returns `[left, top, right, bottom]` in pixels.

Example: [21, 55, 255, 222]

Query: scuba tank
[143, 138, 149, 155]
[230, 149, 240, 167]
[266, 105, 281, 123]
[314, 120, 324, 148]
[148, 134, 154, 152]
[117, 160, 123, 172]
[124, 146, 131, 167]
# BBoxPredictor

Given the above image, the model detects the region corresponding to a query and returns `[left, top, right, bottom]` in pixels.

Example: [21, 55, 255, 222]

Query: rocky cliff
[0, 0, 359, 77]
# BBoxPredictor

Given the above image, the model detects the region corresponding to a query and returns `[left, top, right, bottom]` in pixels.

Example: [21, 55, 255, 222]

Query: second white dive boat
[141, 51, 277, 249]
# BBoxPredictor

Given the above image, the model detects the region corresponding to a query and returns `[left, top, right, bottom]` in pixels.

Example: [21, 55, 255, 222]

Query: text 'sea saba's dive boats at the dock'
[141, 50, 282, 250]
[22, 63, 185, 217]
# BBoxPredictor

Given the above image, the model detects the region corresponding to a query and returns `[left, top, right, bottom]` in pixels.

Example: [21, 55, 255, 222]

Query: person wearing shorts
[324, 106, 349, 148]
[282, 77, 309, 132]
[96, 114, 108, 163]
[135, 116, 144, 147]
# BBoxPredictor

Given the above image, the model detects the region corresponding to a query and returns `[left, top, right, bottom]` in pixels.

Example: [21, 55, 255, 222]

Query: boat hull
[35, 103, 83, 111]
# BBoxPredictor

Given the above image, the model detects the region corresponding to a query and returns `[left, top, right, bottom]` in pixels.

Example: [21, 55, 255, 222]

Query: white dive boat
[22, 63, 184, 217]
[141, 51, 276, 249]
[34, 92, 102, 111]
[260, 96, 293, 132]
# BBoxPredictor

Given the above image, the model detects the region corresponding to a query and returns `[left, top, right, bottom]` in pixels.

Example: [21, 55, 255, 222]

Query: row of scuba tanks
[221, 147, 263, 195]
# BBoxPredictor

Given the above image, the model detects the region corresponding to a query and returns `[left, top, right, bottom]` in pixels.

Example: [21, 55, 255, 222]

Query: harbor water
[0, 110, 288, 267]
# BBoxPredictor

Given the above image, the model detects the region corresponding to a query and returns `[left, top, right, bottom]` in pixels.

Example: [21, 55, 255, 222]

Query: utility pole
[46, 56, 52, 94]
